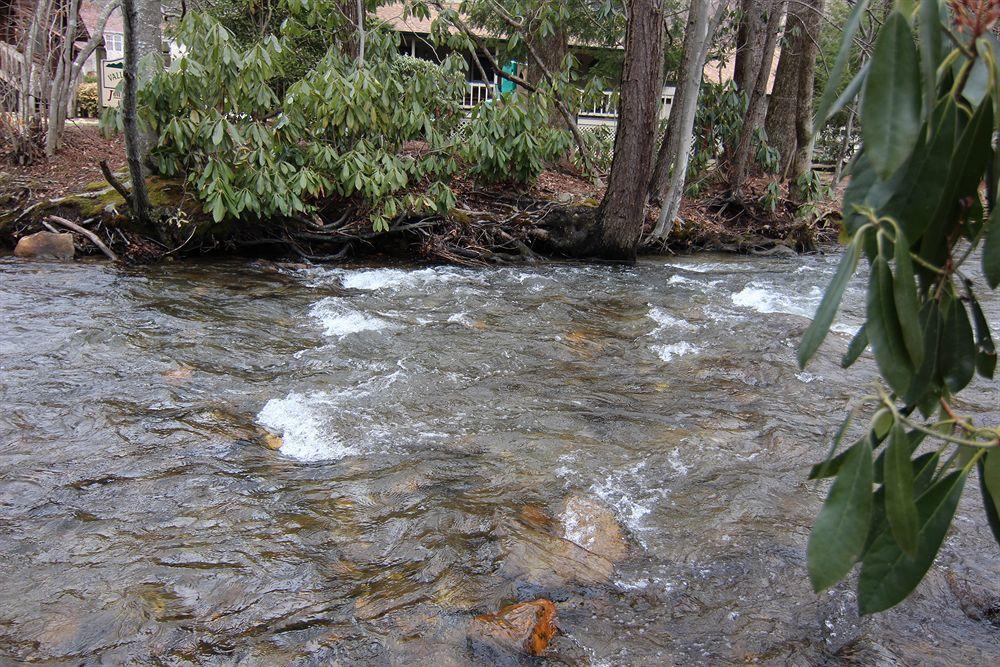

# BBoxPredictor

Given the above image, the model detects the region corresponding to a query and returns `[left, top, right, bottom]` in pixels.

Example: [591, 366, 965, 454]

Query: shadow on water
[0, 254, 997, 663]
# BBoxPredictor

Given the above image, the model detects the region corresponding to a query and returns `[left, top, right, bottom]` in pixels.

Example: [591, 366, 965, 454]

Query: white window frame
[104, 32, 124, 53]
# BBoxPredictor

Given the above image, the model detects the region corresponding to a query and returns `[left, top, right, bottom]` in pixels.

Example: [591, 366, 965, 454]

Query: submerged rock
[14, 231, 74, 260]
[557, 495, 629, 562]
[501, 506, 615, 588]
[469, 599, 557, 657]
[262, 433, 283, 450]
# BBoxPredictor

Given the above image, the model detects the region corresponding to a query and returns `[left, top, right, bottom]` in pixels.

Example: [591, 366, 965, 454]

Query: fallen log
[48, 215, 118, 261]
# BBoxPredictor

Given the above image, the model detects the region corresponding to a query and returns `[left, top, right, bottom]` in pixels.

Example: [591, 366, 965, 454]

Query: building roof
[375, 3, 486, 38]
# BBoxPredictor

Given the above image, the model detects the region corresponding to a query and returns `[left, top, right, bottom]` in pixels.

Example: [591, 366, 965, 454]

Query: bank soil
[1, 124, 839, 265]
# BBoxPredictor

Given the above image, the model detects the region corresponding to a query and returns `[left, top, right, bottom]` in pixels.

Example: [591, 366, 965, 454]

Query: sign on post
[99, 57, 124, 109]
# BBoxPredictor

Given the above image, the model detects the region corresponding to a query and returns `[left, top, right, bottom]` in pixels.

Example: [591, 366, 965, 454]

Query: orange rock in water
[14, 232, 75, 260]
[263, 434, 283, 450]
[471, 599, 557, 656]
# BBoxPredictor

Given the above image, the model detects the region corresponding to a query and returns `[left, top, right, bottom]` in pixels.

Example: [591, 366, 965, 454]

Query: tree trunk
[763, 0, 798, 176]
[526, 20, 569, 129]
[121, 0, 151, 225]
[734, 0, 767, 91]
[129, 0, 162, 170]
[590, 0, 664, 260]
[727, 0, 785, 196]
[765, 0, 823, 181]
[338, 1, 361, 60]
[648, 0, 731, 243]
[648, 0, 709, 204]
[789, 0, 824, 199]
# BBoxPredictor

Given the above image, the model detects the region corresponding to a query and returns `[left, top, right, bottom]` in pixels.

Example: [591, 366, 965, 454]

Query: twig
[48, 215, 119, 261]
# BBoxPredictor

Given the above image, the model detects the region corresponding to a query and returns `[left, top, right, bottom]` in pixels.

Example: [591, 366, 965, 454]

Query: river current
[1, 253, 997, 664]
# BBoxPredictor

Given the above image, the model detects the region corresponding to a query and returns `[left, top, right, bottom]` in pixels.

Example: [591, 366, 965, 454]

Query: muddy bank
[1, 164, 839, 266]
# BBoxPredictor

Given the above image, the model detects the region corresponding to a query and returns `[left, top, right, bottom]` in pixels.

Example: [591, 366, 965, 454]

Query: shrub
[134, 11, 467, 230]
[460, 93, 572, 185]
[76, 82, 99, 118]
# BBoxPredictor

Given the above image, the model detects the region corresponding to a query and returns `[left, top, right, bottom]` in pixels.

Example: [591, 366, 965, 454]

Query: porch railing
[463, 81, 493, 108]
[461, 81, 675, 121]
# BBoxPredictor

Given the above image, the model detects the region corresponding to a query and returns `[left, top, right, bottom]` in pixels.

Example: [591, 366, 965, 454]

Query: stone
[263, 434, 283, 450]
[469, 599, 557, 656]
[500, 519, 614, 587]
[14, 231, 75, 260]
[557, 495, 629, 563]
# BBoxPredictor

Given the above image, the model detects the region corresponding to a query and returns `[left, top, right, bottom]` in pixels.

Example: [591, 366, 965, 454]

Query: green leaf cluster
[800, 1, 1000, 614]
[461, 93, 572, 184]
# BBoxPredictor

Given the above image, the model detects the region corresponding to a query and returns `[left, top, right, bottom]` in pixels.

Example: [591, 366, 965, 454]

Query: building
[373, 2, 674, 128]
[78, 0, 124, 76]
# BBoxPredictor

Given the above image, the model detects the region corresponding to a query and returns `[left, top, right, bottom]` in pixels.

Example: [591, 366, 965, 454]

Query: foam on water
[647, 306, 696, 331]
[559, 503, 598, 552]
[340, 267, 463, 291]
[667, 448, 689, 475]
[309, 298, 391, 337]
[589, 462, 665, 547]
[447, 312, 477, 328]
[652, 341, 701, 362]
[730, 282, 822, 318]
[256, 392, 358, 461]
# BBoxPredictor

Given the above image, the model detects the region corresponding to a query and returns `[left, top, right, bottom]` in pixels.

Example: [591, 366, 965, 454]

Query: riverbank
[1, 124, 841, 265]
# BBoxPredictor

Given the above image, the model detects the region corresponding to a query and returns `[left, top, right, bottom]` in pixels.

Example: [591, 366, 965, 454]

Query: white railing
[460, 82, 676, 123]
[580, 87, 675, 120]
[462, 81, 493, 108]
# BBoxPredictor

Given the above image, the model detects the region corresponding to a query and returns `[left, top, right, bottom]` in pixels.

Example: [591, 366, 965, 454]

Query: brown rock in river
[501, 515, 614, 587]
[470, 599, 557, 656]
[14, 232, 75, 260]
[557, 495, 629, 562]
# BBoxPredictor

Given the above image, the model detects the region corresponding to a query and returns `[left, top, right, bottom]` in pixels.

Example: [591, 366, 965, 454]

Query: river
[1, 253, 997, 664]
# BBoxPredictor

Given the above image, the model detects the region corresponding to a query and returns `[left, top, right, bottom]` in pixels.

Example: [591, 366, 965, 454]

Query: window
[104, 32, 124, 53]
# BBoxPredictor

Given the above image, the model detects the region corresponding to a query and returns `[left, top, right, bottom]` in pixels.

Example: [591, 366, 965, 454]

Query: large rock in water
[557, 495, 629, 562]
[499, 497, 628, 589]
[469, 599, 557, 656]
[14, 232, 75, 260]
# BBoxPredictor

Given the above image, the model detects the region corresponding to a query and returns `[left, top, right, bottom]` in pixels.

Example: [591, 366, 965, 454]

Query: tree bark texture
[765, 0, 823, 180]
[727, 0, 786, 196]
[789, 0, 823, 197]
[734, 0, 767, 91]
[649, 0, 731, 239]
[592, 0, 664, 260]
[121, 0, 151, 224]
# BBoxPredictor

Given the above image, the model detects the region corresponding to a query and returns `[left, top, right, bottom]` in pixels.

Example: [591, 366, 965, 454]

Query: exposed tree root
[2, 172, 840, 265]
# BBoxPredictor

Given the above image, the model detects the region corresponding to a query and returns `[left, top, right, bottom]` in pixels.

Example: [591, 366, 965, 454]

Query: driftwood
[48, 214, 119, 260]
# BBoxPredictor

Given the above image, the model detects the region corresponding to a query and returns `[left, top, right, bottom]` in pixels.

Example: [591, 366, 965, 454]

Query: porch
[460, 79, 675, 129]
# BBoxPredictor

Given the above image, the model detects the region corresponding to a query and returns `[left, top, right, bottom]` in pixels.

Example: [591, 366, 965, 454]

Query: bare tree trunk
[590, 0, 664, 260]
[734, 0, 767, 91]
[648, 0, 710, 204]
[132, 0, 162, 170]
[727, 0, 785, 196]
[833, 105, 855, 182]
[338, 1, 361, 60]
[648, 0, 730, 241]
[763, 0, 797, 175]
[16, 0, 53, 163]
[121, 0, 151, 224]
[788, 0, 823, 199]
[45, 0, 80, 157]
[526, 20, 568, 129]
[765, 0, 823, 181]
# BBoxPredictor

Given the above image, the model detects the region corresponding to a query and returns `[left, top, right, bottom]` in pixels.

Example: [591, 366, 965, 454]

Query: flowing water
[1, 253, 998, 665]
